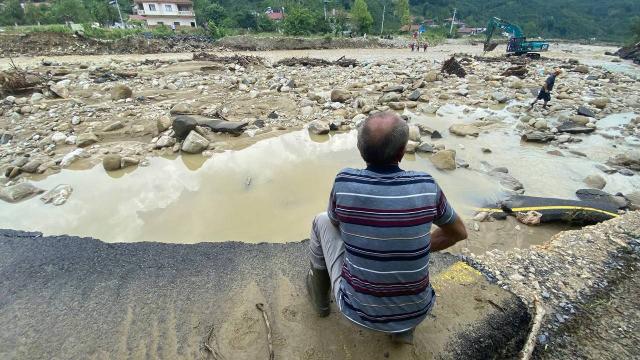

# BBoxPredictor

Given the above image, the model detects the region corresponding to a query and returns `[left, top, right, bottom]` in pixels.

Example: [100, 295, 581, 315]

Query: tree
[0, 0, 25, 26]
[49, 0, 92, 23]
[632, 17, 640, 42]
[351, 0, 373, 34]
[282, 7, 316, 35]
[396, 0, 410, 27]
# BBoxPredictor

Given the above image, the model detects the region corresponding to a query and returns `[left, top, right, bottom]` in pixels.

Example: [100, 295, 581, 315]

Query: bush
[151, 24, 173, 38]
[207, 21, 225, 39]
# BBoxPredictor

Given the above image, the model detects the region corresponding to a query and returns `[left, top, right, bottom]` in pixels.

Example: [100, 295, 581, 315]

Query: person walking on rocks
[306, 112, 468, 345]
[530, 69, 561, 110]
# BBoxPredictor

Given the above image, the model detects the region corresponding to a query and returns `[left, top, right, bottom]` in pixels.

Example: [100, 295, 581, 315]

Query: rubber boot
[390, 328, 415, 345]
[306, 263, 331, 317]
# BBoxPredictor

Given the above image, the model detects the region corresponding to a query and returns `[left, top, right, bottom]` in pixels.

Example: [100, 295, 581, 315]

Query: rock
[49, 82, 69, 98]
[595, 164, 617, 174]
[557, 122, 596, 134]
[492, 92, 509, 103]
[404, 140, 419, 153]
[51, 132, 67, 144]
[157, 115, 172, 132]
[521, 131, 554, 142]
[577, 106, 595, 118]
[71, 116, 81, 125]
[31, 92, 44, 103]
[417, 142, 434, 153]
[574, 65, 589, 74]
[482, 147, 492, 153]
[408, 125, 421, 142]
[0, 182, 45, 203]
[65, 135, 77, 145]
[589, 98, 609, 109]
[170, 102, 194, 115]
[308, 120, 330, 135]
[181, 131, 210, 153]
[40, 184, 73, 206]
[378, 92, 401, 104]
[103, 154, 122, 171]
[382, 85, 404, 93]
[489, 169, 524, 192]
[449, 124, 480, 137]
[352, 113, 367, 126]
[424, 71, 441, 82]
[21, 160, 42, 174]
[76, 132, 98, 147]
[5, 166, 21, 179]
[194, 117, 248, 136]
[110, 84, 132, 100]
[155, 135, 176, 148]
[103, 121, 124, 132]
[330, 89, 351, 103]
[430, 150, 456, 170]
[172, 115, 197, 140]
[607, 152, 640, 171]
[1, 133, 13, 145]
[473, 212, 489, 222]
[534, 119, 548, 130]
[407, 89, 421, 101]
[60, 149, 85, 167]
[121, 157, 139, 168]
[569, 115, 590, 126]
[431, 130, 442, 139]
[583, 174, 606, 189]
[388, 102, 405, 110]
[626, 191, 640, 210]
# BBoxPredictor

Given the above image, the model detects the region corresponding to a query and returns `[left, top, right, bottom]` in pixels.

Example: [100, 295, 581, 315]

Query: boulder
[583, 174, 606, 190]
[417, 142, 434, 153]
[157, 115, 172, 132]
[574, 65, 589, 74]
[449, 124, 480, 137]
[408, 125, 421, 142]
[388, 102, 405, 110]
[170, 102, 194, 115]
[51, 132, 67, 144]
[378, 92, 401, 104]
[489, 170, 524, 192]
[103, 121, 125, 132]
[181, 131, 210, 153]
[49, 82, 69, 98]
[424, 71, 441, 82]
[172, 115, 197, 140]
[577, 106, 595, 118]
[155, 135, 176, 149]
[569, 115, 590, 125]
[21, 160, 42, 174]
[404, 140, 419, 153]
[607, 152, 640, 171]
[102, 154, 122, 171]
[110, 84, 132, 100]
[60, 149, 85, 167]
[521, 131, 554, 143]
[430, 150, 456, 170]
[407, 89, 422, 101]
[40, 184, 73, 206]
[76, 132, 98, 147]
[557, 122, 596, 134]
[330, 89, 351, 103]
[589, 98, 609, 109]
[0, 182, 45, 203]
[195, 117, 248, 136]
[492, 92, 509, 103]
[534, 119, 548, 130]
[308, 120, 330, 135]
[382, 85, 404, 93]
[626, 191, 640, 210]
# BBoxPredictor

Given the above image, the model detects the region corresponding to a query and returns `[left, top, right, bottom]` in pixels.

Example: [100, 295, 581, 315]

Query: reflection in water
[1, 107, 638, 250]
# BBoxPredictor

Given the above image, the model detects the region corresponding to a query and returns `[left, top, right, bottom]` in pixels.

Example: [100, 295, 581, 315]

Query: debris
[255, 303, 274, 360]
[201, 325, 225, 360]
[516, 211, 543, 225]
[276, 56, 358, 67]
[192, 52, 264, 66]
[501, 65, 528, 78]
[0, 57, 46, 94]
[519, 296, 546, 360]
[441, 57, 467, 78]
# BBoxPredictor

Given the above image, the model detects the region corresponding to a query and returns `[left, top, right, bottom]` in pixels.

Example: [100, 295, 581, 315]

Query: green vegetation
[632, 17, 640, 43]
[409, 0, 640, 42]
[350, 0, 373, 34]
[396, 0, 410, 27]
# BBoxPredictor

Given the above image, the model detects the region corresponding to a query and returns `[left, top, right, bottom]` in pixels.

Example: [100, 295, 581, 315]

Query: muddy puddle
[2, 105, 638, 252]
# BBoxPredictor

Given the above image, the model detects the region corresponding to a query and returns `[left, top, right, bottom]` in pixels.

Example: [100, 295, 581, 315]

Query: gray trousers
[309, 212, 345, 301]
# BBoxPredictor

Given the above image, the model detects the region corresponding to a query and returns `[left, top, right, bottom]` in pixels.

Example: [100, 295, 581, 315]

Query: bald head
[357, 112, 409, 165]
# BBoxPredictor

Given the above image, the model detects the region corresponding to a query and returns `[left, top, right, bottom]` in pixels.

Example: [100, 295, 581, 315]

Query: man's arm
[430, 216, 468, 252]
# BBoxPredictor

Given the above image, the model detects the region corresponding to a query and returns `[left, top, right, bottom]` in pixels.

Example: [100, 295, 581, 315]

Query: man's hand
[430, 216, 468, 252]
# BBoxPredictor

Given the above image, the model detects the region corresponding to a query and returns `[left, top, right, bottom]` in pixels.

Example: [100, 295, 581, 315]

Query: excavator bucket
[484, 42, 499, 52]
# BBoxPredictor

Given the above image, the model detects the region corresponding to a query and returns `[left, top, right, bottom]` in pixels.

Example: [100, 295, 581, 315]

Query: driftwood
[441, 56, 467, 78]
[192, 52, 264, 66]
[520, 297, 546, 360]
[276, 56, 358, 68]
[200, 325, 226, 360]
[0, 57, 45, 94]
[256, 303, 274, 360]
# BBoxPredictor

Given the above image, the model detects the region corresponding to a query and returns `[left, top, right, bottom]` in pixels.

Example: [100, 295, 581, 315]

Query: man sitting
[307, 112, 468, 344]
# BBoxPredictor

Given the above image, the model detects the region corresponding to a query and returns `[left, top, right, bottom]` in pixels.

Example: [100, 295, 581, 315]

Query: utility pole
[323, 0, 328, 20]
[449, 8, 456, 35]
[380, 1, 386, 36]
[109, 0, 125, 28]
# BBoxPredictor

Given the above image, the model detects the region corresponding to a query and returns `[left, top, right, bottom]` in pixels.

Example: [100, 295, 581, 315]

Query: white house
[132, 0, 196, 28]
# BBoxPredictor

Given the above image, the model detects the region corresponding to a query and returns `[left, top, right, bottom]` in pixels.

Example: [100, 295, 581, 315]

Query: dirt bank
[0, 229, 529, 359]
[469, 211, 640, 357]
[0, 32, 401, 58]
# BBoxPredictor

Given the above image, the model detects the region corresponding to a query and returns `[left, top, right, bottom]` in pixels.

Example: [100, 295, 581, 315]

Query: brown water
[2, 106, 638, 250]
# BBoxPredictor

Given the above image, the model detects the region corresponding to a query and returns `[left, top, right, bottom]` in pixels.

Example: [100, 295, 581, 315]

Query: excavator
[483, 17, 549, 58]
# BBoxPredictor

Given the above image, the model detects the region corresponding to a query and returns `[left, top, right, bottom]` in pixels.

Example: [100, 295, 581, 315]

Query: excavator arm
[484, 17, 525, 51]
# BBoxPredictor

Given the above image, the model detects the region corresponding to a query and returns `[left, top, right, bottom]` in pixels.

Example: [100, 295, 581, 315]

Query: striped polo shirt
[327, 164, 457, 333]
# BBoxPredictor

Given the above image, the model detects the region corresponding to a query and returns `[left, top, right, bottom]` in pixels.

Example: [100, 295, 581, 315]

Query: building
[457, 27, 486, 36]
[265, 7, 285, 22]
[133, 0, 196, 28]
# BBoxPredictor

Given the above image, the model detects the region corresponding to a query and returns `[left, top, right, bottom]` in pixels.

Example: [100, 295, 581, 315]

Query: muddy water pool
[2, 106, 638, 253]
